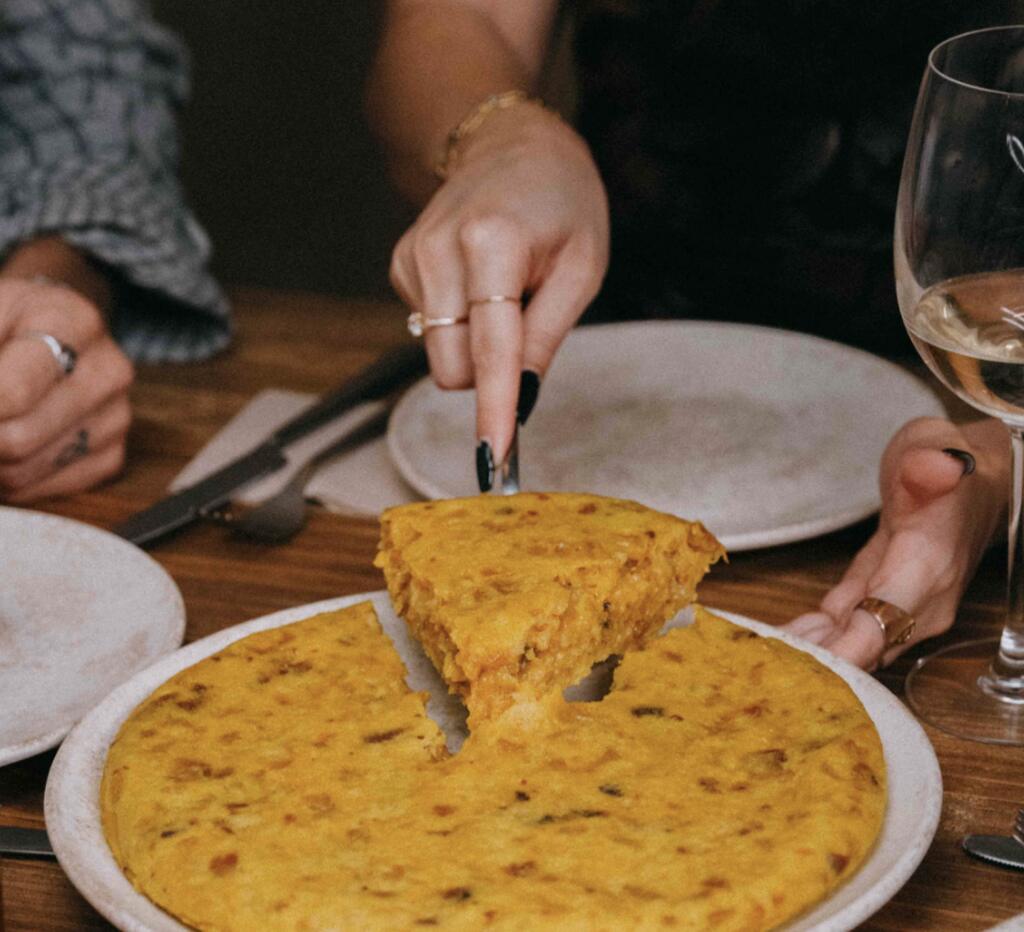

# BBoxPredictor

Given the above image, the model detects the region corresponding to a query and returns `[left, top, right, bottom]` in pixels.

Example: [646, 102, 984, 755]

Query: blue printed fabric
[0, 0, 230, 361]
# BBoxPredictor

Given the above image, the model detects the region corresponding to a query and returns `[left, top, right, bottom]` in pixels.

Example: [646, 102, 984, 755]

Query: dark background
[151, 1, 412, 300]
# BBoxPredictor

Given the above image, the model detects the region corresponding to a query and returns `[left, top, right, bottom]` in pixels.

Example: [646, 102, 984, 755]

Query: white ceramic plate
[45, 591, 941, 932]
[389, 321, 946, 551]
[0, 507, 185, 767]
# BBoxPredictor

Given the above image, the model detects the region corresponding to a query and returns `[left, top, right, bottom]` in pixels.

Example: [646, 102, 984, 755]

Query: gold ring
[856, 597, 916, 649]
[406, 312, 467, 337]
[468, 294, 522, 308]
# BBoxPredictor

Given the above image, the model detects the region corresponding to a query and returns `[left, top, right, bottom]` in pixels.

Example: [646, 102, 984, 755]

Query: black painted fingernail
[943, 448, 976, 476]
[517, 370, 541, 425]
[476, 440, 494, 492]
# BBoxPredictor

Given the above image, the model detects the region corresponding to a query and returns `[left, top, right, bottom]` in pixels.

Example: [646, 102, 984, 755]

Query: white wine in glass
[896, 26, 1024, 745]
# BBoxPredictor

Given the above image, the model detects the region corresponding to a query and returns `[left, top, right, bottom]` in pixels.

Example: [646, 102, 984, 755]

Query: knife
[0, 826, 55, 858]
[963, 833, 1024, 870]
[114, 342, 428, 547]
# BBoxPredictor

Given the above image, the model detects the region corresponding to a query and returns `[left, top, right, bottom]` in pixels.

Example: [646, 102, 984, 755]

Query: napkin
[170, 389, 420, 517]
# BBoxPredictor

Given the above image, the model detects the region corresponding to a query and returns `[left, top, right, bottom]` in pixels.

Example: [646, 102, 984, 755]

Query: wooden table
[2, 288, 1023, 931]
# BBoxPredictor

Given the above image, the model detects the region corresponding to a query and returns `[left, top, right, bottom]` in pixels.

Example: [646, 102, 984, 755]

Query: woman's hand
[0, 276, 134, 502]
[781, 416, 1009, 669]
[389, 102, 609, 487]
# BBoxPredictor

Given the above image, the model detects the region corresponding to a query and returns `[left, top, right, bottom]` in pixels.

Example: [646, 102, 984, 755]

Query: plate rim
[0, 506, 185, 767]
[387, 319, 945, 551]
[44, 591, 941, 932]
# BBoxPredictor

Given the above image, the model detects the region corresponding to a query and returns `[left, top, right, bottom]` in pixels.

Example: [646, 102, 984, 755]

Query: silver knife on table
[0, 826, 55, 858]
[963, 833, 1024, 870]
[113, 342, 428, 547]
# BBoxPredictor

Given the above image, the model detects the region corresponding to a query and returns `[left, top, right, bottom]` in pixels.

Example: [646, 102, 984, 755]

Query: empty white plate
[0, 507, 185, 766]
[389, 321, 946, 550]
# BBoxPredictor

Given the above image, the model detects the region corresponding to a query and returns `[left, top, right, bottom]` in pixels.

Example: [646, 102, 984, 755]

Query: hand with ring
[781, 416, 1009, 669]
[0, 243, 134, 502]
[386, 95, 609, 490]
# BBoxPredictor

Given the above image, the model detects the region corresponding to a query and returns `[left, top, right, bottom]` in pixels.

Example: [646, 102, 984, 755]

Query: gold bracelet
[434, 90, 538, 180]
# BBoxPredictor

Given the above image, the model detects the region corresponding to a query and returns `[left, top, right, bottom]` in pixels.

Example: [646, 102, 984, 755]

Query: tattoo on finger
[54, 429, 90, 469]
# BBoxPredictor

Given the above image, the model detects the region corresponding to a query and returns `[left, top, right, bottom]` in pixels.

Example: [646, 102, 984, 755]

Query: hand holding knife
[113, 343, 428, 547]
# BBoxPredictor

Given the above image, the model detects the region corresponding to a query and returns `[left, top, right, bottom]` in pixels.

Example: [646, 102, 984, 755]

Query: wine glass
[896, 25, 1024, 745]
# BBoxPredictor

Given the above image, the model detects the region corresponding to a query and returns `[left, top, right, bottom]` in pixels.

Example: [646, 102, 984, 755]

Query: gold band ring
[468, 294, 522, 308]
[406, 312, 468, 338]
[856, 597, 916, 649]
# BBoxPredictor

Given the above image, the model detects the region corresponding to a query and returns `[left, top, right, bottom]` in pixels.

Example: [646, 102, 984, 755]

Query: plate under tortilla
[45, 591, 941, 932]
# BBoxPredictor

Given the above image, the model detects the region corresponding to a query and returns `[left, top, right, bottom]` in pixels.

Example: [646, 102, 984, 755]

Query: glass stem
[986, 426, 1024, 695]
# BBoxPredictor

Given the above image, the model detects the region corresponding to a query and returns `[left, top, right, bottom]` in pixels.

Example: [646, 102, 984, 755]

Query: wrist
[435, 90, 549, 180]
[0, 237, 113, 317]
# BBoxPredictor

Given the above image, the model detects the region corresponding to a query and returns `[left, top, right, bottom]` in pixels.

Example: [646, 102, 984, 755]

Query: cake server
[496, 423, 521, 495]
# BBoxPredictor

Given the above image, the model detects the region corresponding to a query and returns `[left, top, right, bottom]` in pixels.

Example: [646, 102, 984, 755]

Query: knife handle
[274, 343, 428, 447]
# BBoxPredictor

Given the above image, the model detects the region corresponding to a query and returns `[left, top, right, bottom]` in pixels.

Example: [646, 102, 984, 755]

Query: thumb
[898, 447, 973, 504]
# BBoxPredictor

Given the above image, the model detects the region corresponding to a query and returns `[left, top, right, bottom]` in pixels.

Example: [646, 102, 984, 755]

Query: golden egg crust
[102, 603, 885, 931]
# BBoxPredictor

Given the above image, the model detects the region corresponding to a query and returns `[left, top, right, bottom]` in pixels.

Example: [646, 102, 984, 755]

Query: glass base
[905, 638, 1024, 746]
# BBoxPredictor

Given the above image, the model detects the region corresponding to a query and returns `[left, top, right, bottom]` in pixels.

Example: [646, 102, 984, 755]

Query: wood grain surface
[2, 289, 1022, 931]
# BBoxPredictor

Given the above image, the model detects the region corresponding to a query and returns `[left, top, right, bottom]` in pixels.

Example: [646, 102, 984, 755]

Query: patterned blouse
[0, 0, 230, 362]
[572, 0, 1019, 352]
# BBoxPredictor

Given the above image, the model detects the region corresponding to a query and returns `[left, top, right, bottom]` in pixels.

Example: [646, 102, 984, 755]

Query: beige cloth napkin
[170, 389, 420, 517]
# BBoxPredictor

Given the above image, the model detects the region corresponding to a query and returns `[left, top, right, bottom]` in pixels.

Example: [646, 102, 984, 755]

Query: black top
[572, 0, 1018, 353]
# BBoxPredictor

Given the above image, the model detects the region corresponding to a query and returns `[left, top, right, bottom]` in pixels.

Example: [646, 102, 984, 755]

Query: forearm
[366, 0, 558, 203]
[0, 238, 112, 318]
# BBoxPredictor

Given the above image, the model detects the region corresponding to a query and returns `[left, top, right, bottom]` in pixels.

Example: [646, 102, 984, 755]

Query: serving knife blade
[113, 342, 428, 547]
[497, 423, 521, 495]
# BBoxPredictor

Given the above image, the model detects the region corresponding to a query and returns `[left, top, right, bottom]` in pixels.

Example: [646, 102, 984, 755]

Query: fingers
[781, 611, 838, 646]
[520, 233, 604, 378]
[391, 223, 474, 389]
[816, 526, 963, 671]
[0, 331, 134, 502]
[0, 336, 75, 420]
[4, 438, 126, 504]
[898, 447, 971, 502]
[394, 211, 532, 467]
[0, 396, 131, 498]
[819, 531, 889, 621]
[460, 216, 529, 465]
[782, 417, 1002, 671]
[468, 297, 523, 465]
[386, 110, 609, 475]
[817, 612, 889, 671]
[0, 336, 134, 465]
[878, 416, 976, 500]
[0, 282, 106, 420]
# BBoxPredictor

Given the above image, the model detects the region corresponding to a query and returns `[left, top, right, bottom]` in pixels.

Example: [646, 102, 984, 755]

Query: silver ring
[54, 428, 90, 469]
[21, 330, 77, 376]
[468, 294, 522, 308]
[406, 312, 467, 337]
